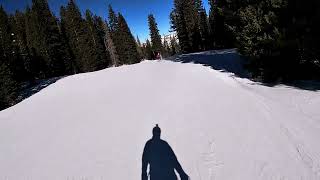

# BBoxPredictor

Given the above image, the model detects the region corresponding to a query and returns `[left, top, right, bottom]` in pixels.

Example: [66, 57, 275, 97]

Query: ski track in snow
[0, 57, 320, 180]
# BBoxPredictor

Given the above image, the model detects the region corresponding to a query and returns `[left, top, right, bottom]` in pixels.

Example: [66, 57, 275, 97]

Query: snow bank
[0, 58, 320, 180]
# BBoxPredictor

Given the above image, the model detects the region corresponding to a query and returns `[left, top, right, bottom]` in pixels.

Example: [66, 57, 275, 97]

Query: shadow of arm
[168, 144, 189, 180]
[142, 142, 150, 180]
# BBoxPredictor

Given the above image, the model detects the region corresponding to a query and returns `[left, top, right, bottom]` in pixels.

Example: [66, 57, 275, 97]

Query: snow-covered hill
[1, 55, 320, 180]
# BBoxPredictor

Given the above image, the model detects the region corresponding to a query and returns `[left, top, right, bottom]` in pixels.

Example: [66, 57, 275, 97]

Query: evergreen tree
[0, 6, 13, 59]
[196, 0, 210, 50]
[0, 63, 18, 109]
[208, 0, 225, 48]
[116, 13, 140, 65]
[170, 4, 190, 53]
[170, 0, 203, 52]
[136, 36, 144, 60]
[59, 6, 77, 74]
[93, 16, 112, 67]
[144, 39, 153, 59]
[107, 5, 123, 65]
[7, 15, 29, 82]
[30, 0, 71, 77]
[11, 11, 34, 80]
[25, 6, 47, 78]
[108, 5, 118, 34]
[0, 6, 18, 109]
[232, 0, 288, 81]
[102, 20, 119, 66]
[184, 0, 202, 51]
[61, 0, 108, 72]
[107, 6, 140, 65]
[148, 14, 163, 53]
[85, 10, 110, 70]
[60, 1, 85, 72]
[208, 0, 215, 47]
[283, 0, 320, 79]
[208, 0, 242, 48]
[170, 35, 180, 55]
[162, 38, 171, 58]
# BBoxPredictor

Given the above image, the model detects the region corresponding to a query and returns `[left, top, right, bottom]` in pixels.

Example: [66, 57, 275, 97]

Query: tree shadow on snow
[168, 49, 250, 79]
[168, 49, 320, 91]
[16, 76, 65, 103]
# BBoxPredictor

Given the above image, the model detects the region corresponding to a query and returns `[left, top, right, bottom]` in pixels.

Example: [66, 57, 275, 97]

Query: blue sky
[1, 0, 209, 42]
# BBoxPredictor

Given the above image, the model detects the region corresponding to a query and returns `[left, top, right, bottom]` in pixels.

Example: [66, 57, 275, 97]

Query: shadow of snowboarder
[142, 124, 189, 180]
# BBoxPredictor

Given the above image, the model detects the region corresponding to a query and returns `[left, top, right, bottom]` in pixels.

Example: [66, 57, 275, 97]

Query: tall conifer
[148, 14, 163, 53]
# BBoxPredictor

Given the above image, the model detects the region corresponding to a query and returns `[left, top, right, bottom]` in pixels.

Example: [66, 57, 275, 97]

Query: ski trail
[0, 60, 320, 180]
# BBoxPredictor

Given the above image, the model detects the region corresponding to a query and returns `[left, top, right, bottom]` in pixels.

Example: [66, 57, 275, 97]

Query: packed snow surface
[1, 52, 320, 180]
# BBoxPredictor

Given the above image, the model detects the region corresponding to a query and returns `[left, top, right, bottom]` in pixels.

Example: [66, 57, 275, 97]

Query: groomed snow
[1, 57, 320, 180]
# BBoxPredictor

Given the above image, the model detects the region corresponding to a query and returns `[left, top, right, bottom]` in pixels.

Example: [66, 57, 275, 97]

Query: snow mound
[1, 57, 320, 180]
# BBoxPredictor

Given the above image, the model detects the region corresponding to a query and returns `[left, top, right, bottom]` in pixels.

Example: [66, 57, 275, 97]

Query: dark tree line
[170, 0, 320, 82]
[0, 0, 140, 110]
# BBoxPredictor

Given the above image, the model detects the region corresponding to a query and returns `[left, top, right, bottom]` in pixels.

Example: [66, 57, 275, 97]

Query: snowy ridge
[0, 58, 320, 180]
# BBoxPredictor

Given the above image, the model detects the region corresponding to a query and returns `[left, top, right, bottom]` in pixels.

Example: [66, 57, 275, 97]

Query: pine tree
[232, 0, 288, 81]
[208, 0, 225, 48]
[170, 0, 203, 53]
[136, 36, 144, 60]
[148, 14, 163, 53]
[0, 6, 18, 109]
[25, 6, 47, 78]
[7, 15, 29, 82]
[196, 0, 210, 50]
[11, 11, 34, 80]
[102, 20, 119, 66]
[116, 13, 140, 65]
[186, 0, 202, 51]
[93, 16, 112, 67]
[0, 6, 12, 57]
[208, 0, 215, 48]
[162, 38, 171, 58]
[170, 35, 180, 55]
[85, 10, 110, 70]
[60, 1, 85, 72]
[108, 5, 124, 65]
[208, 0, 240, 49]
[61, 0, 107, 72]
[144, 39, 153, 59]
[0, 63, 18, 109]
[108, 5, 118, 34]
[283, 0, 320, 79]
[30, 0, 71, 77]
[59, 6, 77, 74]
[170, 2, 190, 53]
[107, 6, 140, 65]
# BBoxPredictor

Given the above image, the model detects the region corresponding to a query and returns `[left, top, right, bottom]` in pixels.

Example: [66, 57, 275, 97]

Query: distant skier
[142, 124, 189, 180]
[156, 52, 162, 60]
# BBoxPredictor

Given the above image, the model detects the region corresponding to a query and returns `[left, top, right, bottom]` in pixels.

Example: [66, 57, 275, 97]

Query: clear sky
[0, 0, 209, 42]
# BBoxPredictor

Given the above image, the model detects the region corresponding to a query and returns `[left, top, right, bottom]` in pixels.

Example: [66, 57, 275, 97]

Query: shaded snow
[0, 55, 320, 180]
[169, 49, 249, 78]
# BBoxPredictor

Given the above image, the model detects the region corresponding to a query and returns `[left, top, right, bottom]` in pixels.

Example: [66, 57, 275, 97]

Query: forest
[1, 0, 320, 110]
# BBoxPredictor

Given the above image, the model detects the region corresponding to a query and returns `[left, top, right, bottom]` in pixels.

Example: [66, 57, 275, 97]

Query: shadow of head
[152, 124, 161, 139]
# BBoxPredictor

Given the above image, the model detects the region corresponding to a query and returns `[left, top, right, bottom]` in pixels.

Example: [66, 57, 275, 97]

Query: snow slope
[1, 56, 320, 180]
